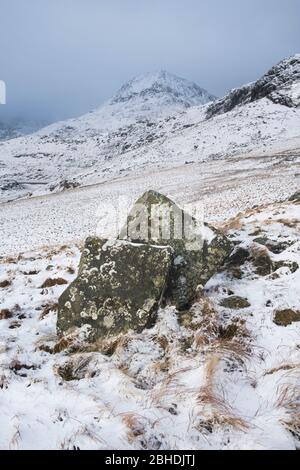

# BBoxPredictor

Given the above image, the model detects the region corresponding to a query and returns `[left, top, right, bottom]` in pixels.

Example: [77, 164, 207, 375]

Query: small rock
[0, 309, 12, 320]
[274, 260, 299, 273]
[273, 309, 300, 327]
[253, 237, 292, 254]
[227, 247, 250, 267]
[220, 296, 251, 310]
[225, 247, 250, 279]
[251, 246, 274, 276]
[289, 190, 300, 202]
[0, 280, 11, 288]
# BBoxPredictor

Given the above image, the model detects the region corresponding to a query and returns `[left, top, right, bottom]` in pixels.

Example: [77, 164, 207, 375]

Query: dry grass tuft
[56, 355, 93, 381]
[120, 412, 145, 441]
[196, 355, 248, 432]
[39, 302, 58, 320]
[220, 214, 244, 233]
[40, 277, 68, 288]
[276, 218, 299, 229]
[264, 363, 300, 376]
[276, 383, 300, 444]
[9, 425, 21, 450]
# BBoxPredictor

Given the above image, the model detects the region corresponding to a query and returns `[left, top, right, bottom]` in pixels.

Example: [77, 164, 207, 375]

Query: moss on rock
[220, 296, 251, 310]
[273, 309, 300, 327]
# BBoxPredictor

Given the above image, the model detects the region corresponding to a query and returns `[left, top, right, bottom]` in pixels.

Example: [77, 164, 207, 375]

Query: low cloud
[0, 0, 299, 122]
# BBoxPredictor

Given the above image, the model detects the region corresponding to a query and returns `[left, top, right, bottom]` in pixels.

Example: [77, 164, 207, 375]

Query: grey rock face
[206, 54, 300, 119]
[57, 237, 172, 339]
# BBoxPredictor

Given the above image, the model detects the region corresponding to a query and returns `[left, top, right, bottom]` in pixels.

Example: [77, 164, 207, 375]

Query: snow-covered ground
[0, 199, 299, 449]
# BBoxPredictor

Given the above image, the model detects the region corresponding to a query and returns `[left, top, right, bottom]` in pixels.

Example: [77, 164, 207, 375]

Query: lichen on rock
[57, 237, 172, 339]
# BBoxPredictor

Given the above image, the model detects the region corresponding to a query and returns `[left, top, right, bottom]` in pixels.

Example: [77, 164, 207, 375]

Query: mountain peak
[110, 70, 216, 107]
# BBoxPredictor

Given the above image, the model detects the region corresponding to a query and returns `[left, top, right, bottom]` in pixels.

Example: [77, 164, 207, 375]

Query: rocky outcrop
[206, 54, 300, 119]
[57, 191, 232, 340]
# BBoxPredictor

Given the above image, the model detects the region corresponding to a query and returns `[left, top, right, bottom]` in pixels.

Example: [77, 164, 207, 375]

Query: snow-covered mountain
[0, 56, 299, 203]
[110, 69, 215, 109]
[43, 70, 216, 134]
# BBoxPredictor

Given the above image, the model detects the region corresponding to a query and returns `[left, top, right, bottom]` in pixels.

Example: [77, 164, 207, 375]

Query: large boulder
[57, 191, 232, 340]
[119, 190, 232, 310]
[57, 238, 172, 339]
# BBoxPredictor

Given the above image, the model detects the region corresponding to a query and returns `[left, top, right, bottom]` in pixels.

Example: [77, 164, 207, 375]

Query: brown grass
[120, 412, 145, 441]
[276, 218, 299, 229]
[40, 277, 68, 288]
[39, 302, 58, 320]
[196, 355, 248, 431]
[276, 383, 300, 443]
[56, 355, 92, 381]
[264, 363, 300, 376]
[220, 215, 243, 233]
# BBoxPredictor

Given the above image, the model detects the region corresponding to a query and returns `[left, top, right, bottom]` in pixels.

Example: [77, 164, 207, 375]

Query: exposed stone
[274, 260, 299, 273]
[227, 247, 250, 267]
[289, 190, 300, 203]
[57, 191, 232, 339]
[273, 309, 300, 327]
[250, 246, 274, 276]
[57, 238, 172, 340]
[220, 296, 251, 310]
[0, 309, 13, 320]
[206, 54, 300, 119]
[0, 279, 11, 288]
[120, 190, 232, 309]
[225, 247, 250, 279]
[253, 237, 292, 254]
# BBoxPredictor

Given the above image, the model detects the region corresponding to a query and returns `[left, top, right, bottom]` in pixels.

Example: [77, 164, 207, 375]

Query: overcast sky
[0, 0, 299, 123]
